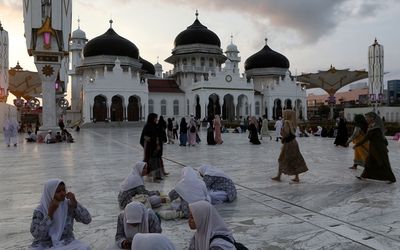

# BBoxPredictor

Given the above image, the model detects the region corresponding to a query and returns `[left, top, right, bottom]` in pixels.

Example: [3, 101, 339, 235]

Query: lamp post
[23, 1, 72, 131]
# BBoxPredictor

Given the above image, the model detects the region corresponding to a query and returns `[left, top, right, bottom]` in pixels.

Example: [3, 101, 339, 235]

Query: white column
[233, 99, 237, 119]
[304, 101, 308, 121]
[268, 99, 274, 120]
[41, 79, 57, 129]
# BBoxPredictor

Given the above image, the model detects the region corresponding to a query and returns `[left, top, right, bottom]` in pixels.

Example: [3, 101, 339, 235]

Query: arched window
[255, 101, 260, 116]
[182, 58, 187, 66]
[209, 58, 214, 67]
[191, 57, 196, 66]
[173, 100, 179, 116]
[161, 99, 167, 116]
[200, 57, 205, 67]
[148, 99, 154, 114]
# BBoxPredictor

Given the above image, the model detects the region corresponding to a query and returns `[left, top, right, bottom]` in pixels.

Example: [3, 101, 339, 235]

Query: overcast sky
[1, 0, 399, 96]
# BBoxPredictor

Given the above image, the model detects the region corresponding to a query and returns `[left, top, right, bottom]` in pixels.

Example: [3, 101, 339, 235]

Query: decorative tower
[368, 38, 384, 105]
[0, 21, 9, 103]
[70, 19, 88, 112]
[224, 35, 241, 75]
[154, 57, 163, 78]
[23, 0, 72, 130]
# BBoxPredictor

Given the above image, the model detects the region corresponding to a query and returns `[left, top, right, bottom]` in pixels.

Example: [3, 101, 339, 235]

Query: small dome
[245, 40, 289, 71]
[83, 24, 139, 59]
[154, 62, 162, 70]
[226, 43, 238, 52]
[174, 12, 221, 47]
[226, 35, 238, 52]
[140, 57, 155, 75]
[72, 27, 86, 40]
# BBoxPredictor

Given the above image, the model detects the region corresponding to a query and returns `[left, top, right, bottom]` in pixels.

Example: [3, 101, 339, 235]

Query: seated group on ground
[30, 129, 74, 144]
[28, 163, 244, 250]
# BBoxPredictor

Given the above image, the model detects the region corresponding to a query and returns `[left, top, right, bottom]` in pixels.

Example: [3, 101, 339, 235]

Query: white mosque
[66, 12, 307, 124]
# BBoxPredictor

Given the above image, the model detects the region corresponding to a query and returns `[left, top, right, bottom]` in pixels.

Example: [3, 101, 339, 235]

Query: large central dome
[245, 41, 290, 71]
[83, 25, 139, 59]
[174, 13, 221, 47]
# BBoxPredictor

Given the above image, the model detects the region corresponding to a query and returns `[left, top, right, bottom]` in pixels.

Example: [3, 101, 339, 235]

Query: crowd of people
[21, 109, 397, 249]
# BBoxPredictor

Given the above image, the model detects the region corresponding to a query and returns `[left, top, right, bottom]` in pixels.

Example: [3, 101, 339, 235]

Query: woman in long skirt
[347, 114, 368, 169]
[248, 116, 261, 144]
[260, 115, 272, 140]
[354, 112, 396, 183]
[179, 118, 188, 146]
[206, 117, 216, 145]
[213, 115, 223, 144]
[187, 117, 197, 146]
[140, 113, 163, 181]
[272, 110, 308, 182]
[334, 111, 348, 147]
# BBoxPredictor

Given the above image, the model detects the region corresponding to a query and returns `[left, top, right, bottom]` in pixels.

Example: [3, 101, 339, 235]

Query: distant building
[307, 87, 369, 119]
[387, 80, 400, 105]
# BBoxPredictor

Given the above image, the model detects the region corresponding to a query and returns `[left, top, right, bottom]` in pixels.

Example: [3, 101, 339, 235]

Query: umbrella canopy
[297, 65, 368, 95]
[8, 63, 42, 100]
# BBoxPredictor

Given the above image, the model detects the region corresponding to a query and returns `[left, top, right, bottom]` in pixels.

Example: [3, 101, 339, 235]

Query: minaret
[154, 56, 163, 78]
[0, 21, 9, 103]
[224, 35, 241, 75]
[368, 38, 384, 103]
[70, 19, 88, 112]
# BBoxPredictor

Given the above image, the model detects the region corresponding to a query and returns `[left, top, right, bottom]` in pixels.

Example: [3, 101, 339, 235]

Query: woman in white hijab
[188, 200, 235, 250]
[118, 162, 160, 209]
[115, 201, 161, 249]
[3, 117, 19, 147]
[131, 233, 175, 250]
[28, 179, 92, 250]
[168, 167, 210, 218]
[198, 165, 237, 204]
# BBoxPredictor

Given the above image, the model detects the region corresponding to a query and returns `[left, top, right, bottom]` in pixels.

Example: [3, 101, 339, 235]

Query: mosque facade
[69, 13, 307, 125]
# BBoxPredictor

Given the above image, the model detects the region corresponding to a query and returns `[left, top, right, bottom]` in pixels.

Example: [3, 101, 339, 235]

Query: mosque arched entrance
[284, 99, 292, 110]
[237, 94, 249, 119]
[222, 94, 235, 121]
[273, 99, 282, 120]
[127, 96, 140, 121]
[195, 95, 201, 119]
[207, 94, 221, 119]
[295, 99, 303, 120]
[93, 95, 107, 122]
[110, 95, 124, 122]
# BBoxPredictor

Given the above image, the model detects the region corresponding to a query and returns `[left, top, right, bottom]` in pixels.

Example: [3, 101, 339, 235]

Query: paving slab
[1, 128, 400, 249]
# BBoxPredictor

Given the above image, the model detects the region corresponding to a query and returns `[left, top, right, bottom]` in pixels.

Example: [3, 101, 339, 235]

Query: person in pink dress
[187, 117, 197, 146]
[213, 115, 223, 144]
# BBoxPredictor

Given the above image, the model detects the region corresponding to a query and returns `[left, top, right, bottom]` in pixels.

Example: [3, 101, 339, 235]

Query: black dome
[83, 28, 139, 59]
[174, 18, 221, 47]
[140, 57, 155, 75]
[244, 44, 290, 71]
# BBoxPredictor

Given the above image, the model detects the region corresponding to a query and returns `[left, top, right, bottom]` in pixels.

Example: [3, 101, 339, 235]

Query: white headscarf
[131, 233, 176, 250]
[175, 167, 210, 204]
[123, 201, 149, 240]
[189, 201, 235, 250]
[198, 165, 229, 179]
[37, 179, 69, 247]
[120, 162, 146, 192]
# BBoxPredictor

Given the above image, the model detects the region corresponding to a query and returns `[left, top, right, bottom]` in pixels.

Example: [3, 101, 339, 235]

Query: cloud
[150, 0, 392, 44]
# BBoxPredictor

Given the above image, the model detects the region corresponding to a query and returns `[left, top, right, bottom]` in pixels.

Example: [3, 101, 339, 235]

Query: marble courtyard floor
[1, 127, 400, 250]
